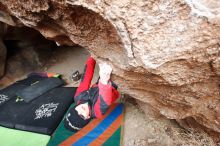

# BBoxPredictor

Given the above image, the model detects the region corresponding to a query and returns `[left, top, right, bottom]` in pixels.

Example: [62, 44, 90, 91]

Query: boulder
[0, 11, 15, 26]
[0, 0, 220, 140]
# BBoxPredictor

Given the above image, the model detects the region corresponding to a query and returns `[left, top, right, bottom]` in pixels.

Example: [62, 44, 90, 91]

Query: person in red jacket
[64, 56, 120, 132]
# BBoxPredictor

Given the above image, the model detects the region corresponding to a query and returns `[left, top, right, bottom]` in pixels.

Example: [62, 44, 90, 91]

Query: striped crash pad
[47, 103, 124, 146]
[0, 126, 50, 146]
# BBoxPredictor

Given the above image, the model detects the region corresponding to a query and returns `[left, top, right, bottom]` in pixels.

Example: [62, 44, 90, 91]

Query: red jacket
[74, 57, 120, 118]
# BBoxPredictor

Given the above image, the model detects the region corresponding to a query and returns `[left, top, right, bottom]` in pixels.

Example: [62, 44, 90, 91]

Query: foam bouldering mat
[15, 87, 77, 135]
[47, 103, 124, 146]
[16, 77, 65, 103]
[0, 75, 47, 107]
[0, 74, 63, 128]
[0, 87, 76, 135]
[0, 95, 32, 128]
[16, 74, 47, 86]
[0, 126, 50, 146]
[0, 83, 27, 107]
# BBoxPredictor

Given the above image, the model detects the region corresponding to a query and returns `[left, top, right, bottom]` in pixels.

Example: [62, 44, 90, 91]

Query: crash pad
[16, 77, 64, 103]
[0, 83, 27, 107]
[15, 87, 76, 135]
[47, 103, 124, 146]
[0, 87, 76, 135]
[16, 74, 47, 86]
[0, 126, 50, 146]
[0, 75, 46, 107]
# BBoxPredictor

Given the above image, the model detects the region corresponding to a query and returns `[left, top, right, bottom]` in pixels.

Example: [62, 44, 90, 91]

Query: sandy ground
[123, 98, 215, 146]
[44, 46, 99, 87]
[0, 46, 216, 146]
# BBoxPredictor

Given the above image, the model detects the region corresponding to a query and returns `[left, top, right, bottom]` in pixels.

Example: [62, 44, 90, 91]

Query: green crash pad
[47, 104, 76, 146]
[48, 103, 123, 146]
[0, 126, 50, 146]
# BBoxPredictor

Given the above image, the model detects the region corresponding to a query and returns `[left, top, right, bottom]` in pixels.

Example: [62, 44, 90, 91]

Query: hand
[99, 62, 112, 85]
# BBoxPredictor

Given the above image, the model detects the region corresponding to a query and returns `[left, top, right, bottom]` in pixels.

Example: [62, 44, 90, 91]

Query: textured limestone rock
[0, 10, 15, 26]
[185, 0, 220, 24]
[0, 0, 220, 138]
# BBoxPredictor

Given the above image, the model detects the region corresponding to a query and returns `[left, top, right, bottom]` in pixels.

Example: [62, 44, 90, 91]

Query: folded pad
[16, 77, 65, 103]
[0, 87, 76, 135]
[16, 74, 47, 86]
[48, 103, 124, 146]
[0, 126, 50, 146]
[0, 75, 46, 107]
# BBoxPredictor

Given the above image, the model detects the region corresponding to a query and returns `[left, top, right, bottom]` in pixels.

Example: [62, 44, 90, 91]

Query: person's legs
[74, 57, 96, 97]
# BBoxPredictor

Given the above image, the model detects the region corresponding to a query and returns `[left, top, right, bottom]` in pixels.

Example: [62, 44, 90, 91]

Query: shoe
[71, 71, 81, 81]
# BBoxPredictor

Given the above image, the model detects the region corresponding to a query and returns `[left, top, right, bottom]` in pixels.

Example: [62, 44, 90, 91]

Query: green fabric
[48, 122, 122, 146]
[0, 126, 50, 146]
[47, 104, 76, 146]
[47, 117, 76, 146]
[48, 103, 123, 146]
[53, 74, 61, 78]
[102, 127, 121, 146]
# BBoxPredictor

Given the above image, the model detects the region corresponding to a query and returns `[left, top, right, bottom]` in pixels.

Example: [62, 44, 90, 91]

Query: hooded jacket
[73, 57, 120, 118]
[74, 80, 119, 118]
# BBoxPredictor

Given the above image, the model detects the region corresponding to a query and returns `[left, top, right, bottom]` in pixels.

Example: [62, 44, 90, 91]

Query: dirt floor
[0, 46, 216, 146]
[123, 98, 215, 146]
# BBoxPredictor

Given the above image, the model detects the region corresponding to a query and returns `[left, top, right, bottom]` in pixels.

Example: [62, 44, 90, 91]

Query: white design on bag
[35, 102, 59, 120]
[0, 94, 8, 104]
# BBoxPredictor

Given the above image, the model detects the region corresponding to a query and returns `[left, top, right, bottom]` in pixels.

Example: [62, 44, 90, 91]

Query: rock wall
[0, 22, 7, 78]
[0, 0, 220, 137]
[0, 39, 6, 78]
[0, 26, 56, 87]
